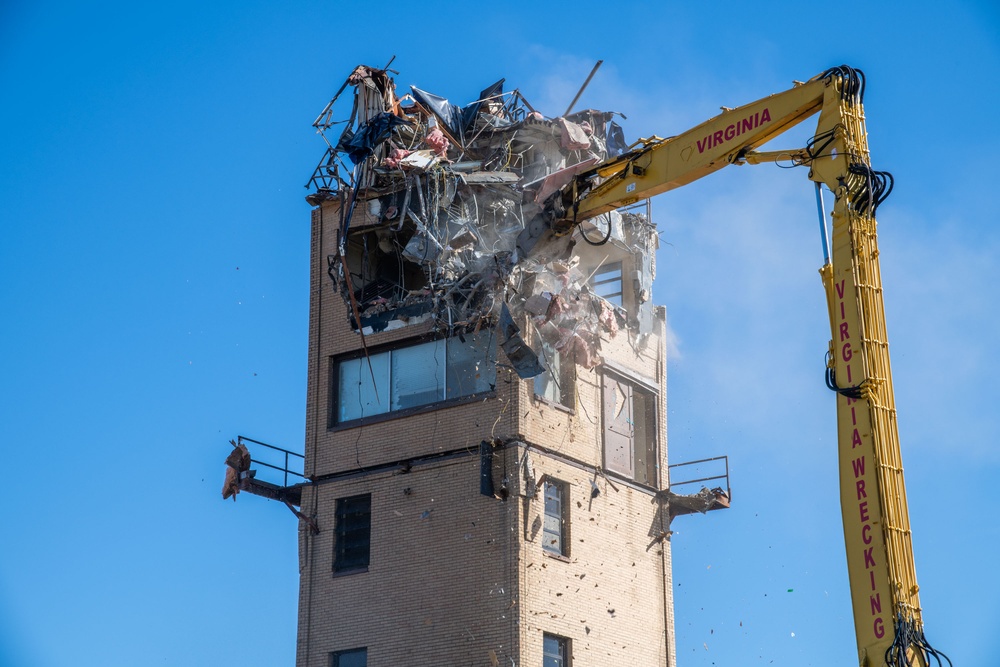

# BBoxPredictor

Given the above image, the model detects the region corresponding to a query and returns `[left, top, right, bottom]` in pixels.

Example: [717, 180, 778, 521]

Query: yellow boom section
[569, 75, 827, 218]
[558, 69, 939, 667]
[809, 79, 925, 667]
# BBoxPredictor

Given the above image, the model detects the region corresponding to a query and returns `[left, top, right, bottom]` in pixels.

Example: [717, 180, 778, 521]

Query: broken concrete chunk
[558, 117, 592, 151]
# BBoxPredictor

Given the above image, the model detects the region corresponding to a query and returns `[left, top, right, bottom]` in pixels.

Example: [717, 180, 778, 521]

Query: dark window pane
[335, 495, 371, 572]
[337, 353, 390, 422]
[542, 481, 566, 556]
[391, 339, 445, 410]
[543, 634, 566, 667]
[335, 334, 496, 423]
[332, 648, 367, 667]
[446, 331, 496, 398]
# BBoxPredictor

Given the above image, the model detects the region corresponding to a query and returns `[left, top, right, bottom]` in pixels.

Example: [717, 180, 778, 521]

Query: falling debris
[305, 63, 659, 371]
[222, 440, 252, 500]
[660, 486, 730, 519]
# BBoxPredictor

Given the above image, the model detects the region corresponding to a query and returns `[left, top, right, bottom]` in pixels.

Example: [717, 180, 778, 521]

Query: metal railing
[237, 435, 306, 488]
[667, 455, 730, 500]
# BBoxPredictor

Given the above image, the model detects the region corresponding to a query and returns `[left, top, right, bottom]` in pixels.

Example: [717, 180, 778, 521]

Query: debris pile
[306, 62, 658, 376]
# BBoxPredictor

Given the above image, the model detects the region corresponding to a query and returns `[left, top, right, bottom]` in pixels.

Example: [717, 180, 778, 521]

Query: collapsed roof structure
[305, 62, 659, 377]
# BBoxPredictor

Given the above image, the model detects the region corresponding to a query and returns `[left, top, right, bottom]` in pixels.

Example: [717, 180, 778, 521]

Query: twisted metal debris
[306, 63, 658, 376]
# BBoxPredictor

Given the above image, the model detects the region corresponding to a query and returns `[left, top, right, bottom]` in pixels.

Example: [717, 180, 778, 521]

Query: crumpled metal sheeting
[309, 62, 658, 367]
[499, 303, 545, 378]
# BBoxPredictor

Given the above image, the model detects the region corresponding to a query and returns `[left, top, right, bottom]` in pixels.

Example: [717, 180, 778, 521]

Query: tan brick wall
[297, 205, 676, 667]
[514, 448, 672, 667]
[296, 457, 521, 667]
[510, 308, 675, 667]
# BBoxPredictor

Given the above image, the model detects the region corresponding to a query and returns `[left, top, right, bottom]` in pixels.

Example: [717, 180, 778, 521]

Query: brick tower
[224, 63, 727, 667]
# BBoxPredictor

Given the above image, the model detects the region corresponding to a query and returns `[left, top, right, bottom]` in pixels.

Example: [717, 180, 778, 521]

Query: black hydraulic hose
[885, 613, 952, 667]
[820, 65, 866, 104]
[824, 352, 864, 400]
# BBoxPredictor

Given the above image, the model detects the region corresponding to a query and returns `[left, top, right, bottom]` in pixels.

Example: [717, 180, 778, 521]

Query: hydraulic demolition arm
[549, 66, 948, 667]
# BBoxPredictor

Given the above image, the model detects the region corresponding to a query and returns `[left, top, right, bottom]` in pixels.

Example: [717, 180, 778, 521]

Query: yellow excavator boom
[553, 66, 946, 667]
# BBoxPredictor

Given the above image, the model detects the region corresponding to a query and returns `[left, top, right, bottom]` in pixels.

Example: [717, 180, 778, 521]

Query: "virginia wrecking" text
[696, 107, 772, 153]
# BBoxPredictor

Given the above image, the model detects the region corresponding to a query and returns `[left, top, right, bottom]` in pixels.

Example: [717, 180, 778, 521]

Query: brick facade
[296, 202, 676, 667]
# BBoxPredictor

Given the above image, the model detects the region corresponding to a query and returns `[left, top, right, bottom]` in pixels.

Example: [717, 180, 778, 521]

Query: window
[533, 341, 574, 408]
[543, 633, 570, 667]
[334, 332, 496, 424]
[542, 480, 568, 556]
[591, 261, 623, 307]
[330, 648, 367, 667]
[601, 373, 658, 486]
[334, 494, 371, 573]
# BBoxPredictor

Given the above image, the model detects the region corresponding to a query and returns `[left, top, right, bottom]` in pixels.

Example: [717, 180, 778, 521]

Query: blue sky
[1, 1, 997, 666]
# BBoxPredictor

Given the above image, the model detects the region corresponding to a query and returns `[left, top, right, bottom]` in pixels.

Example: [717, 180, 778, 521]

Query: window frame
[590, 260, 624, 308]
[542, 478, 569, 558]
[330, 332, 497, 429]
[333, 494, 371, 574]
[543, 633, 570, 667]
[329, 647, 367, 667]
[601, 369, 659, 488]
[533, 340, 575, 411]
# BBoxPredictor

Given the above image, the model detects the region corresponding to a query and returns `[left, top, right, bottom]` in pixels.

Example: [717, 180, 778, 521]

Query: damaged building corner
[307, 62, 659, 374]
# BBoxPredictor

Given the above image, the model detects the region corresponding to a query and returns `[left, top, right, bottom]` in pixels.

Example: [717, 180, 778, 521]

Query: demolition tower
[225, 62, 728, 667]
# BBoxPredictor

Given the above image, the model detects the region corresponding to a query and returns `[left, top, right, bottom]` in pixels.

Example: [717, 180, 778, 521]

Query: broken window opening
[542, 479, 569, 557]
[533, 340, 575, 409]
[334, 494, 371, 573]
[590, 261, 624, 308]
[601, 371, 658, 487]
[332, 333, 497, 425]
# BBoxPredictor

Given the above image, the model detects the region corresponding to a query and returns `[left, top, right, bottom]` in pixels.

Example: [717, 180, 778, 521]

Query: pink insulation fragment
[598, 300, 619, 337]
[384, 148, 412, 169]
[424, 127, 450, 157]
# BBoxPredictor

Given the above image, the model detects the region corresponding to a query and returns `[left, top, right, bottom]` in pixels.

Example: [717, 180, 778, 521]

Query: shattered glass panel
[337, 353, 390, 423]
[602, 375, 634, 478]
[391, 339, 446, 410]
[632, 387, 657, 486]
[445, 332, 496, 398]
[534, 341, 563, 405]
[543, 481, 565, 555]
